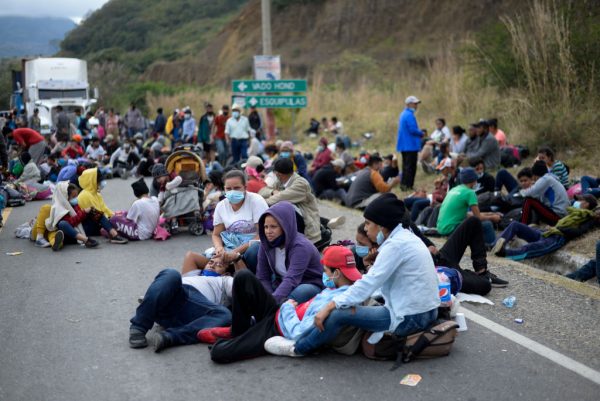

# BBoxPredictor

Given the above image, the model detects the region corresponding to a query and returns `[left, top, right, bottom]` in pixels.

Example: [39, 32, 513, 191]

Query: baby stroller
[163, 145, 207, 236]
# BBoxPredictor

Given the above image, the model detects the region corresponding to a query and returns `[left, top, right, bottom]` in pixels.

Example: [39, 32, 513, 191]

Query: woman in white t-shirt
[183, 170, 268, 273]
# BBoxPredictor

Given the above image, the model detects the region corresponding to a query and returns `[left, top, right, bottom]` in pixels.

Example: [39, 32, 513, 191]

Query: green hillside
[60, 0, 248, 73]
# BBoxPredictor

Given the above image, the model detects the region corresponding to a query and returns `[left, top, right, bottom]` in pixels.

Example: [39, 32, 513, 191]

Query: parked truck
[13, 57, 97, 135]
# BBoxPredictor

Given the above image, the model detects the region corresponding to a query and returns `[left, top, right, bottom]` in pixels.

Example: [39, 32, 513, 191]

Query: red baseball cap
[321, 246, 362, 282]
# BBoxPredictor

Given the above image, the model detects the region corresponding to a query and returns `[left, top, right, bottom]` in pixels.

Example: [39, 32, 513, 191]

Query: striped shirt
[551, 160, 569, 188]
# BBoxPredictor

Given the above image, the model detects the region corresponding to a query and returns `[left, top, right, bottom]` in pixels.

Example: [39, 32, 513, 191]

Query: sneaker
[484, 271, 509, 288]
[327, 216, 346, 229]
[35, 237, 51, 248]
[129, 328, 148, 349]
[197, 326, 232, 344]
[52, 230, 64, 252]
[110, 235, 128, 244]
[264, 336, 301, 357]
[84, 238, 99, 248]
[490, 237, 506, 256]
[150, 332, 173, 353]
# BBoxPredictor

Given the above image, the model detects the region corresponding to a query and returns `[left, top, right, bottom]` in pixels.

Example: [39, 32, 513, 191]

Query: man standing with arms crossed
[396, 96, 423, 191]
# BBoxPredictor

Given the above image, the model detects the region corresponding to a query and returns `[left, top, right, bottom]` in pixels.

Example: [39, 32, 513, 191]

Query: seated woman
[262, 194, 440, 357]
[256, 201, 324, 304]
[14, 151, 50, 196]
[211, 170, 269, 271]
[77, 168, 128, 244]
[206, 246, 361, 364]
[109, 178, 160, 241]
[32, 182, 99, 250]
[353, 222, 378, 273]
[492, 195, 599, 260]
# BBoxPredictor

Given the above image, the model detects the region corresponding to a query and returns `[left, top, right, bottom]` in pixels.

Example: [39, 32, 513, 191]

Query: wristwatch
[233, 252, 242, 262]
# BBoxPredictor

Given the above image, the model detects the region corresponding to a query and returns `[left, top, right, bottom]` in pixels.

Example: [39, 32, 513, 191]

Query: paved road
[1, 178, 599, 401]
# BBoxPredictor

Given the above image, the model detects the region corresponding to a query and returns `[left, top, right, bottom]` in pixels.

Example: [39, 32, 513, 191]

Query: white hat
[331, 159, 345, 169]
[405, 95, 421, 105]
[242, 156, 264, 169]
[231, 103, 242, 111]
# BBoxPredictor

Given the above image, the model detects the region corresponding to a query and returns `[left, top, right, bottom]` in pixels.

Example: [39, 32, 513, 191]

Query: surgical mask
[225, 190, 245, 204]
[316, 145, 324, 153]
[477, 172, 484, 179]
[355, 245, 370, 258]
[376, 230, 385, 245]
[184, 114, 191, 120]
[280, 151, 291, 158]
[360, 156, 367, 164]
[99, 180, 107, 190]
[232, 111, 240, 119]
[573, 201, 582, 209]
[322, 272, 336, 289]
[69, 198, 78, 206]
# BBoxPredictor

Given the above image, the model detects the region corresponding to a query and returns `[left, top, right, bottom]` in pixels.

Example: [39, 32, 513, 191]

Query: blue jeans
[231, 138, 248, 163]
[566, 241, 599, 284]
[56, 221, 81, 244]
[499, 221, 565, 260]
[495, 169, 518, 193]
[319, 188, 347, 202]
[82, 215, 113, 236]
[481, 220, 496, 246]
[242, 242, 260, 274]
[288, 284, 322, 303]
[404, 197, 431, 222]
[130, 269, 232, 345]
[295, 306, 437, 355]
[581, 176, 600, 197]
[215, 139, 228, 165]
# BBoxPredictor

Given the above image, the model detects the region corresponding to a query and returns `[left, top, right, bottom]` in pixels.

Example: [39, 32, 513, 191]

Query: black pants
[401, 151, 418, 189]
[435, 217, 491, 296]
[210, 270, 280, 363]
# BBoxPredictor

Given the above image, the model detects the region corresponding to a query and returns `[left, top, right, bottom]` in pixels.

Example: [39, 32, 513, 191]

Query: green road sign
[233, 80, 307, 93]
[245, 96, 307, 108]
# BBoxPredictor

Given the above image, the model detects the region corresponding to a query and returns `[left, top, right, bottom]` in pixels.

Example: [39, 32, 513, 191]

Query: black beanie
[131, 178, 149, 198]
[20, 151, 32, 165]
[531, 160, 548, 177]
[363, 193, 407, 230]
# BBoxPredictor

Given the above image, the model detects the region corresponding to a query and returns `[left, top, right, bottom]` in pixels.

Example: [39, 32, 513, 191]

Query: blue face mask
[376, 230, 385, 245]
[355, 245, 370, 258]
[322, 272, 336, 289]
[280, 151, 291, 158]
[99, 180, 107, 190]
[225, 190, 245, 204]
[573, 201, 582, 209]
[69, 198, 78, 206]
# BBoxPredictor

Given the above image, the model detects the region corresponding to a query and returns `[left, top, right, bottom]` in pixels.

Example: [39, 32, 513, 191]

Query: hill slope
[60, 0, 248, 73]
[0, 16, 76, 57]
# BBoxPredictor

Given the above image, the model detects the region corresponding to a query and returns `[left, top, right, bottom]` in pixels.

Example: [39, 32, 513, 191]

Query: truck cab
[23, 58, 97, 135]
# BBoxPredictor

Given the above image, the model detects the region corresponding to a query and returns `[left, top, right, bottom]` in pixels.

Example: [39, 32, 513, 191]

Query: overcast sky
[0, 0, 110, 23]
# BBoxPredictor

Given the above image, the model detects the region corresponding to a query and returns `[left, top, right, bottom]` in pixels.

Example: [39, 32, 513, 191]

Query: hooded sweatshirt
[77, 168, 113, 217]
[45, 181, 85, 234]
[256, 201, 324, 303]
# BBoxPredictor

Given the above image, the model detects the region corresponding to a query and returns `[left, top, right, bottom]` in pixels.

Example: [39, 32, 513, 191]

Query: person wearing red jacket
[61, 136, 84, 159]
[11, 127, 47, 165]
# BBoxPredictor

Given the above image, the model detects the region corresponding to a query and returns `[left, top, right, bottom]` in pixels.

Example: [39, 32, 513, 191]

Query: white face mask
[232, 111, 241, 119]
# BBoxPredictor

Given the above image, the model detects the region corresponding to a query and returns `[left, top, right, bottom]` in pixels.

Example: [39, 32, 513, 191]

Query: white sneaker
[35, 238, 51, 248]
[264, 336, 301, 357]
[327, 216, 346, 229]
[490, 237, 506, 256]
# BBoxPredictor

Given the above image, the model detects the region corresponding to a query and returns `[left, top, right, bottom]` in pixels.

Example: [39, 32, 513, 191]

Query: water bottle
[502, 295, 517, 308]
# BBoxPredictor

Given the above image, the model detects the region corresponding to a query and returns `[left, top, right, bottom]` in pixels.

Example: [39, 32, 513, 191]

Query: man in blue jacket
[396, 95, 423, 190]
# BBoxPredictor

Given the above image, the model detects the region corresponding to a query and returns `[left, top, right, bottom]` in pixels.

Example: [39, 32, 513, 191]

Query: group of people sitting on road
[3, 95, 598, 365]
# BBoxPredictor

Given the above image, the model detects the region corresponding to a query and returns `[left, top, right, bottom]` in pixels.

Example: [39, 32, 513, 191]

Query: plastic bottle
[502, 295, 517, 308]
[437, 271, 452, 307]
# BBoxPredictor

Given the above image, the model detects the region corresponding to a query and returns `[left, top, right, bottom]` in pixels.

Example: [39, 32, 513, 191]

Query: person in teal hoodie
[203, 246, 362, 364]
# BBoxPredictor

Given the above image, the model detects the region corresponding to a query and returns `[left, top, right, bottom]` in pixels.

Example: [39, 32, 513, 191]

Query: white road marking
[462, 307, 600, 386]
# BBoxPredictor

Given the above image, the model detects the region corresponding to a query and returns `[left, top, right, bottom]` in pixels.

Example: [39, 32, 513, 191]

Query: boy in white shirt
[109, 178, 160, 240]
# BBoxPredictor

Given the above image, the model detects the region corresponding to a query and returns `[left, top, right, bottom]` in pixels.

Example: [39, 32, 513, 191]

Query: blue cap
[459, 167, 478, 184]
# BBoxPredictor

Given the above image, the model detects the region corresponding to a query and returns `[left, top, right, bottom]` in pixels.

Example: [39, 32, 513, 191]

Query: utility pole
[261, 0, 272, 55]
[261, 0, 276, 141]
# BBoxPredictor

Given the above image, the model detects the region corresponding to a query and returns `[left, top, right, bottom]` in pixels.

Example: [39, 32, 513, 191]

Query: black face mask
[268, 234, 285, 248]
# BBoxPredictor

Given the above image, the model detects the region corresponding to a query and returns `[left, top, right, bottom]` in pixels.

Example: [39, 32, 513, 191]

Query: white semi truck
[20, 57, 97, 135]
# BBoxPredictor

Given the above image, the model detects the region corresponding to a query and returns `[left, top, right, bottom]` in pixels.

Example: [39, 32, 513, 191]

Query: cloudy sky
[0, 0, 111, 23]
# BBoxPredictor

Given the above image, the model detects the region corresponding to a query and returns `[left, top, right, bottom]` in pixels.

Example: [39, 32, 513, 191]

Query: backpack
[361, 319, 459, 370]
